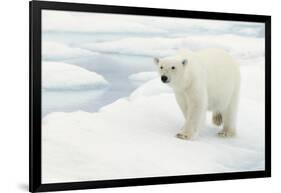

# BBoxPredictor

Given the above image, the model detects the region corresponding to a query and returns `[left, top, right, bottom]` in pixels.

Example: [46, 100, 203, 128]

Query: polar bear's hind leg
[218, 110, 237, 137]
[218, 90, 239, 138]
[217, 128, 236, 137]
[212, 112, 223, 126]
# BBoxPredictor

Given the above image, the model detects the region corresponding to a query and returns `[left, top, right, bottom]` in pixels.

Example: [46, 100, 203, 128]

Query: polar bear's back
[197, 48, 240, 79]
[195, 48, 240, 111]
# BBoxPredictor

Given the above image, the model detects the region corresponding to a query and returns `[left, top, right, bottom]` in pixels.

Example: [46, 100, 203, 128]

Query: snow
[82, 35, 264, 58]
[42, 10, 166, 34]
[41, 10, 265, 183]
[42, 61, 108, 90]
[42, 10, 264, 37]
[128, 71, 158, 86]
[42, 65, 265, 183]
[42, 41, 96, 60]
[129, 78, 172, 100]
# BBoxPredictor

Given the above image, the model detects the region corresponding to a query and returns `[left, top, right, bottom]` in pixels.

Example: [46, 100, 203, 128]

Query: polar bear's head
[154, 56, 187, 84]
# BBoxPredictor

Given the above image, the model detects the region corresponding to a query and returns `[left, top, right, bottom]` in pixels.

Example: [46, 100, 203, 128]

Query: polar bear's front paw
[217, 129, 236, 137]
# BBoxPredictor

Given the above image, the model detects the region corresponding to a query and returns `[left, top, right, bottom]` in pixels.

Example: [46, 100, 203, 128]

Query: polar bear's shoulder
[180, 48, 236, 66]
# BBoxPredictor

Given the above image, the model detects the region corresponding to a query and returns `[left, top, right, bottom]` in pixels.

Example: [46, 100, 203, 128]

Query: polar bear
[154, 48, 240, 140]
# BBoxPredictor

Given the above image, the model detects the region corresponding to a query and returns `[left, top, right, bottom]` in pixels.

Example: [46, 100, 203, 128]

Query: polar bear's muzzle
[161, 75, 169, 83]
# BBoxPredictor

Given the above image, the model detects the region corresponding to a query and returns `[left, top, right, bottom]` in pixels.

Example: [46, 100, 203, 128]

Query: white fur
[154, 48, 240, 140]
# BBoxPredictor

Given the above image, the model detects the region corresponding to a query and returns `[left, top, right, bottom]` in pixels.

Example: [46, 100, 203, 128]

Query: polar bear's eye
[160, 66, 163, 69]
[171, 66, 175, 70]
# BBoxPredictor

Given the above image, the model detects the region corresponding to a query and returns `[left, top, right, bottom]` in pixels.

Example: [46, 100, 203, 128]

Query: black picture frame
[29, 0, 271, 192]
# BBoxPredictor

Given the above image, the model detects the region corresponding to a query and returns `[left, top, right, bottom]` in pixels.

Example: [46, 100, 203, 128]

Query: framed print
[29, 0, 271, 192]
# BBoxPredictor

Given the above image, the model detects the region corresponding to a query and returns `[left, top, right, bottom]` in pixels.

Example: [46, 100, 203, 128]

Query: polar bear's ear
[154, 57, 160, 65]
[182, 59, 188, 66]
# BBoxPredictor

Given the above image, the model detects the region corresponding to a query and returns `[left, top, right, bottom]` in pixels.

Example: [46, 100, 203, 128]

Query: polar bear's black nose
[161, 75, 168, 83]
